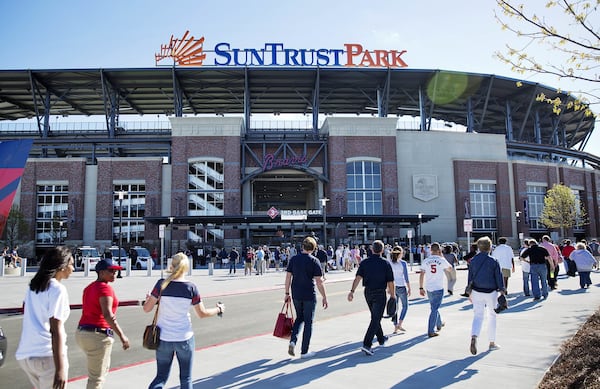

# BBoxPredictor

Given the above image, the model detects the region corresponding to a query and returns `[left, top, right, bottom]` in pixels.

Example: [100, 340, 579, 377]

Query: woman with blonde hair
[143, 252, 225, 389]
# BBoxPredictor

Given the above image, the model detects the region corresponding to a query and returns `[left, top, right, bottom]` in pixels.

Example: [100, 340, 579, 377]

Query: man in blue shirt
[348, 240, 395, 356]
[284, 236, 328, 359]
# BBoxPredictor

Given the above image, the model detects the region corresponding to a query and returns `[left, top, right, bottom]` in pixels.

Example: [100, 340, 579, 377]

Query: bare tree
[495, 0, 599, 115]
[2, 206, 30, 250]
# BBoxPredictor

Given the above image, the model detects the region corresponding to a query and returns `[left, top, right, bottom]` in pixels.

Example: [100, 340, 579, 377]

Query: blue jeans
[291, 299, 316, 355]
[530, 263, 549, 299]
[522, 271, 530, 295]
[149, 337, 195, 389]
[229, 261, 236, 273]
[579, 271, 592, 288]
[392, 286, 408, 325]
[426, 289, 443, 334]
[363, 289, 387, 348]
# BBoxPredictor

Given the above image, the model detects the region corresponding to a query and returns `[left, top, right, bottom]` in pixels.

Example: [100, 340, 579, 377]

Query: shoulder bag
[143, 291, 162, 350]
[273, 300, 295, 339]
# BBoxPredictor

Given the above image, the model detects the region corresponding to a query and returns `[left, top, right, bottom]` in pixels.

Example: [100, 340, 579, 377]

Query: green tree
[2, 206, 30, 249]
[494, 0, 598, 116]
[539, 183, 588, 237]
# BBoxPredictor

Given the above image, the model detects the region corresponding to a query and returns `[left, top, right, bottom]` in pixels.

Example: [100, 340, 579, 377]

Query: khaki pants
[76, 329, 114, 389]
[18, 355, 69, 389]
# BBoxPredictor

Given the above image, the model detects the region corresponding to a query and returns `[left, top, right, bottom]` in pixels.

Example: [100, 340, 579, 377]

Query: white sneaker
[288, 342, 295, 356]
[360, 346, 374, 356]
[300, 351, 316, 359]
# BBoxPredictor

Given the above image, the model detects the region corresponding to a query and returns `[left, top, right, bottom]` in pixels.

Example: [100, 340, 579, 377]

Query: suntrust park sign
[155, 31, 408, 68]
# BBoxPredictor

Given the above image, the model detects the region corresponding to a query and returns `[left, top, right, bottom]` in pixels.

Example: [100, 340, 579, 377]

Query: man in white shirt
[492, 237, 515, 291]
[419, 243, 452, 337]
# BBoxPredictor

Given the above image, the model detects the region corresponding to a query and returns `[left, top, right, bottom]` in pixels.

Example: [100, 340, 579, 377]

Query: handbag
[463, 263, 483, 297]
[273, 301, 294, 339]
[143, 292, 162, 350]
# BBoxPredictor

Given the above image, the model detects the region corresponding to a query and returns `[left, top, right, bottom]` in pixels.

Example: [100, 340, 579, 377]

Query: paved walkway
[2, 262, 599, 388]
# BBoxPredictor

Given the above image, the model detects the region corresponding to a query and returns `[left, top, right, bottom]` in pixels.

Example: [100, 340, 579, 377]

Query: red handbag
[273, 301, 294, 339]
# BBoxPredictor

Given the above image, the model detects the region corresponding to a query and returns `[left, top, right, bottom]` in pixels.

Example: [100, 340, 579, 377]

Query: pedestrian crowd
[12, 234, 598, 388]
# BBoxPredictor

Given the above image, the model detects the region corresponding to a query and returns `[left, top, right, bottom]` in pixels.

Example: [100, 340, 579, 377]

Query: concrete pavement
[2, 261, 599, 388]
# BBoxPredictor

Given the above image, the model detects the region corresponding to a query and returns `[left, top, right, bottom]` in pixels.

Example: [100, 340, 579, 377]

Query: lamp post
[117, 191, 126, 278]
[515, 211, 522, 245]
[417, 213, 422, 246]
[58, 220, 64, 245]
[320, 198, 329, 247]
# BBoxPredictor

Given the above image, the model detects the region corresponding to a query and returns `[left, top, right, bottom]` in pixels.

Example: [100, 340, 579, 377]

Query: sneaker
[489, 343, 501, 351]
[378, 335, 389, 346]
[300, 351, 316, 359]
[360, 346, 374, 356]
[288, 342, 295, 356]
[436, 322, 446, 331]
[428, 332, 439, 338]
[470, 337, 477, 355]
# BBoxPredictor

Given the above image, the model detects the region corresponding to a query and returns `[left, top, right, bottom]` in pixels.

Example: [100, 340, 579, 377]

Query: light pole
[58, 220, 64, 245]
[515, 210, 522, 245]
[117, 191, 126, 278]
[417, 213, 422, 247]
[320, 198, 329, 247]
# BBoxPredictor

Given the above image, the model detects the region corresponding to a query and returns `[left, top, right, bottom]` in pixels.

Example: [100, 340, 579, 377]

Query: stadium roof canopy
[0, 67, 596, 160]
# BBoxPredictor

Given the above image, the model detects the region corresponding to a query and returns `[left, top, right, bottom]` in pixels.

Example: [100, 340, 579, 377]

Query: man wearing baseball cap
[76, 258, 130, 388]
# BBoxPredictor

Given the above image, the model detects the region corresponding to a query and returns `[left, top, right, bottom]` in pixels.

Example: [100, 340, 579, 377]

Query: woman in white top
[16, 246, 74, 389]
[143, 252, 225, 389]
[388, 246, 411, 333]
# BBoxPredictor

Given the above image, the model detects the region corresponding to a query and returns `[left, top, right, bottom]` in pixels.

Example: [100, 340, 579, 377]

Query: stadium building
[0, 65, 599, 259]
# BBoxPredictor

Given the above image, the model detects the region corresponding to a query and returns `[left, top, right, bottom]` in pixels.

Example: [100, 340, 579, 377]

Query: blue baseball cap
[95, 258, 123, 272]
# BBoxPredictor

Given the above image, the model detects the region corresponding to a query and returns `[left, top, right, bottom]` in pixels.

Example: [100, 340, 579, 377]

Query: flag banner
[0, 140, 33, 237]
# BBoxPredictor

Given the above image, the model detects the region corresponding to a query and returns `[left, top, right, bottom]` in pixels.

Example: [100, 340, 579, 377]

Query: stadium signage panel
[262, 153, 308, 171]
[155, 31, 408, 68]
[214, 43, 408, 68]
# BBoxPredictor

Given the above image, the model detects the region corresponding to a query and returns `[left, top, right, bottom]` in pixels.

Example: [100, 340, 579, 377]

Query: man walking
[285, 236, 328, 359]
[540, 235, 561, 289]
[419, 242, 452, 337]
[228, 247, 239, 275]
[491, 237, 515, 292]
[520, 239, 551, 300]
[347, 240, 395, 356]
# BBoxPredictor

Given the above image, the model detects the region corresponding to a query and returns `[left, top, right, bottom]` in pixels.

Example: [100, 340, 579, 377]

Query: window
[469, 182, 497, 231]
[36, 184, 68, 244]
[113, 183, 146, 244]
[346, 160, 382, 215]
[188, 160, 225, 242]
[527, 184, 546, 230]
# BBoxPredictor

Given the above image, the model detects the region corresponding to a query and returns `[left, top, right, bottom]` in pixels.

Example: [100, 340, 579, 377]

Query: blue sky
[1, 0, 598, 152]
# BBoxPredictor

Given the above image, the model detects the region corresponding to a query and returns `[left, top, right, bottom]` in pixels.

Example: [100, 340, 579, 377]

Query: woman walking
[76, 258, 130, 389]
[443, 245, 458, 295]
[143, 252, 225, 389]
[16, 246, 74, 389]
[388, 246, 411, 333]
[468, 237, 506, 355]
[569, 242, 595, 289]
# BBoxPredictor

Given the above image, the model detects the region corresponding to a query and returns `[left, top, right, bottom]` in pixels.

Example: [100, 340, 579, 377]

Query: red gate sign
[267, 207, 279, 219]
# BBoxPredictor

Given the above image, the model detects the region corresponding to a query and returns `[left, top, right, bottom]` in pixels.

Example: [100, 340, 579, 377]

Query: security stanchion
[126, 258, 131, 277]
[0, 262, 4, 277]
[84, 258, 90, 277]
[20, 258, 27, 276]
[208, 262, 214, 276]
[147, 259, 152, 277]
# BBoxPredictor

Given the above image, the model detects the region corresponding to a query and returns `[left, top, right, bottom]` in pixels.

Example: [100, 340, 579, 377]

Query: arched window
[346, 159, 382, 215]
